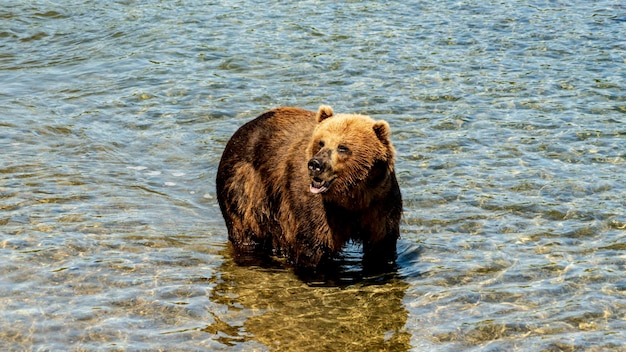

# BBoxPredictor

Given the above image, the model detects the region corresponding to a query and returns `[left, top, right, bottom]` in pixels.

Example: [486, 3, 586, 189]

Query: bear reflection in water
[216, 105, 402, 274]
[206, 249, 411, 351]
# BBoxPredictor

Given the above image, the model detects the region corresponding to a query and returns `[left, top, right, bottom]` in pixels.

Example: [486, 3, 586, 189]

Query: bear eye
[337, 145, 350, 154]
[318, 140, 325, 148]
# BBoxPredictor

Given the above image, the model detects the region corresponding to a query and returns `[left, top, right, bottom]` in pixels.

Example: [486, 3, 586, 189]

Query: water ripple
[1, 0, 625, 350]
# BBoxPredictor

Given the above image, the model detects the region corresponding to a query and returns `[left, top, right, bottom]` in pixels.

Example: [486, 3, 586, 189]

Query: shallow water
[1, 0, 625, 350]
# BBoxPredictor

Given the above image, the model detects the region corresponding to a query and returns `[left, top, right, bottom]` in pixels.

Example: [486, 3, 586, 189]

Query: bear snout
[307, 158, 325, 174]
[308, 157, 334, 194]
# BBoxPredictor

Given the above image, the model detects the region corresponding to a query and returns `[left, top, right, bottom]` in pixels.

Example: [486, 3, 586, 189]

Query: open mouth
[309, 177, 332, 194]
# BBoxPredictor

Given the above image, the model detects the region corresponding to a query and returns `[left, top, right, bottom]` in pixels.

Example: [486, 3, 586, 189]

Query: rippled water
[1, 0, 625, 350]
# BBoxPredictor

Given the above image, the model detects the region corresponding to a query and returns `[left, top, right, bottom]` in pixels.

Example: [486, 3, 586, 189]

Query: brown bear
[216, 105, 402, 270]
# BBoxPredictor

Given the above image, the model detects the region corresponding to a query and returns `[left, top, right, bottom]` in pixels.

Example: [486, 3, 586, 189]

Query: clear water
[1, 0, 624, 350]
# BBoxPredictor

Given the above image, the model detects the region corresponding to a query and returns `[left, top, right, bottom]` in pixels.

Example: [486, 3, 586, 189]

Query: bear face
[306, 105, 396, 200]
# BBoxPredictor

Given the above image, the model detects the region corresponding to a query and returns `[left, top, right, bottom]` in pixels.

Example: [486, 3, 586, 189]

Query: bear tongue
[310, 180, 328, 194]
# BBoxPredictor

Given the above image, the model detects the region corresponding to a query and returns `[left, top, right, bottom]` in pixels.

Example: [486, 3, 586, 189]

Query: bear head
[306, 105, 396, 199]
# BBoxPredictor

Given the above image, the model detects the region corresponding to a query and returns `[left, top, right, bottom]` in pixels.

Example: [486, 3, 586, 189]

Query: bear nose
[307, 158, 324, 173]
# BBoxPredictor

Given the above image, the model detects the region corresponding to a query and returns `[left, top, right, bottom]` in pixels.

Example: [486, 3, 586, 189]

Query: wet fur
[216, 106, 402, 269]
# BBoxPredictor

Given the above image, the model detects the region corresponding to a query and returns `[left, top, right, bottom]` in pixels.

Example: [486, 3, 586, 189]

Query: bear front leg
[362, 229, 398, 274]
[290, 227, 334, 270]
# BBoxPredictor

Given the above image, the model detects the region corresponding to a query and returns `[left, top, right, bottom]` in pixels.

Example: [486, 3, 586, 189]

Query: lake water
[1, 0, 624, 350]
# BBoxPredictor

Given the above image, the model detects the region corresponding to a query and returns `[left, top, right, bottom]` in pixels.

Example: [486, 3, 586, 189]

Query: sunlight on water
[1, 0, 624, 350]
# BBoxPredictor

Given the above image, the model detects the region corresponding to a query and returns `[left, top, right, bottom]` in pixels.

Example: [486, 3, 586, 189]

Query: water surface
[1, 0, 625, 350]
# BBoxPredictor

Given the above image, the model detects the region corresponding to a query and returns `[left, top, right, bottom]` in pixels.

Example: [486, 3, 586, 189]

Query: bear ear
[373, 120, 391, 143]
[316, 105, 334, 122]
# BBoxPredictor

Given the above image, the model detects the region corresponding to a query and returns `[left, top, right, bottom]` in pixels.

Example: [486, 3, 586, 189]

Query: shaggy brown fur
[216, 105, 402, 269]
